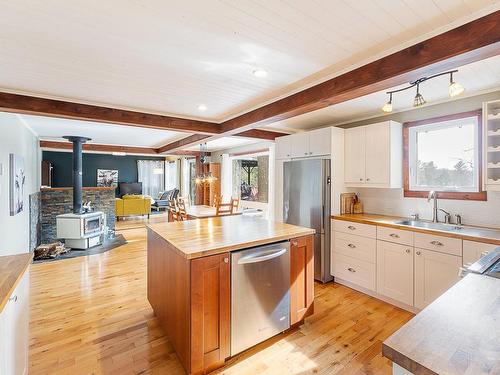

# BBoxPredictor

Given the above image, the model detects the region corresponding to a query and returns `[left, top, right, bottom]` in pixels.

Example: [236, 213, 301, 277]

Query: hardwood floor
[29, 216, 413, 374]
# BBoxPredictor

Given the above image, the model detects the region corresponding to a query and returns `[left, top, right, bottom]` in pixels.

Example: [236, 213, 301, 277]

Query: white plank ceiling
[1, 0, 498, 123]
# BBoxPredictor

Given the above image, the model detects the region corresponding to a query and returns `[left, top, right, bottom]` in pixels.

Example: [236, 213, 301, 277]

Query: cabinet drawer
[334, 231, 376, 263]
[463, 240, 498, 266]
[332, 253, 376, 292]
[333, 220, 376, 238]
[414, 233, 462, 256]
[377, 226, 414, 246]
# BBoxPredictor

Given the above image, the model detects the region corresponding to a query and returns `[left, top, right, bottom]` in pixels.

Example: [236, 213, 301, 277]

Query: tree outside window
[232, 155, 269, 203]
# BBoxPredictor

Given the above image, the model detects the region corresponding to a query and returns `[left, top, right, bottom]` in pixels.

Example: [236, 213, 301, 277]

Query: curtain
[165, 161, 178, 190]
[137, 160, 165, 198]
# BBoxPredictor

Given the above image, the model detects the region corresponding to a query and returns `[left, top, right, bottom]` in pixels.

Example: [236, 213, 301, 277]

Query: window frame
[403, 110, 486, 201]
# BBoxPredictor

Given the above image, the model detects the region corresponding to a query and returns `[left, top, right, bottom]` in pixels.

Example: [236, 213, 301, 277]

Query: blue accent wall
[42, 151, 164, 196]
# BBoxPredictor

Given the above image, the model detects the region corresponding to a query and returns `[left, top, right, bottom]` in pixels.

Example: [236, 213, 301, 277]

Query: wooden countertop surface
[332, 213, 500, 246]
[383, 274, 500, 375]
[147, 215, 315, 259]
[0, 253, 32, 313]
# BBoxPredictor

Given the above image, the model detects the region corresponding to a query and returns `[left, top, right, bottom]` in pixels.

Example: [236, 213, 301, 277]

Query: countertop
[332, 213, 500, 246]
[383, 273, 500, 375]
[147, 215, 315, 259]
[0, 253, 32, 313]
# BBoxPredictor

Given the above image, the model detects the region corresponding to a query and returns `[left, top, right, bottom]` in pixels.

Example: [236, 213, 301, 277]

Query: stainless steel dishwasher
[231, 241, 290, 356]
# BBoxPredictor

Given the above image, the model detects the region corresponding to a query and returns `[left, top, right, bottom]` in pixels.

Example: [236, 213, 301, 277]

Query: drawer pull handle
[389, 233, 400, 238]
[347, 267, 356, 273]
[223, 257, 229, 263]
[405, 249, 411, 254]
[480, 251, 489, 257]
[347, 243, 356, 249]
[292, 241, 298, 246]
[347, 225, 356, 230]
[430, 240, 443, 246]
[416, 251, 421, 256]
[8, 295, 17, 302]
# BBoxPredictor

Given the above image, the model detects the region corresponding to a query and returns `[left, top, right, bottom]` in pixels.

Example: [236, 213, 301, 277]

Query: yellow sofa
[115, 195, 152, 219]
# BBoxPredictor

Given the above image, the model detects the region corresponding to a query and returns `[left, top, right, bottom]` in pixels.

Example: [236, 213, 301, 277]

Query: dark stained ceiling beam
[1, 92, 220, 134]
[220, 11, 500, 133]
[40, 140, 206, 156]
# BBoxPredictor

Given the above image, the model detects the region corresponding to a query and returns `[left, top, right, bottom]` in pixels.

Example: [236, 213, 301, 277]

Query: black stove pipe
[63, 136, 91, 214]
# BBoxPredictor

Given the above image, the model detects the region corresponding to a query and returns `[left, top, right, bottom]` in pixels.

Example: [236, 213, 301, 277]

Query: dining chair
[215, 200, 233, 216]
[176, 197, 188, 221]
[231, 198, 240, 214]
[167, 199, 178, 222]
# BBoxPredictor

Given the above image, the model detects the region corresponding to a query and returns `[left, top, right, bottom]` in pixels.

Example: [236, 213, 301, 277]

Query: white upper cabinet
[308, 127, 332, 156]
[344, 121, 402, 188]
[345, 126, 365, 184]
[275, 136, 292, 159]
[275, 127, 332, 159]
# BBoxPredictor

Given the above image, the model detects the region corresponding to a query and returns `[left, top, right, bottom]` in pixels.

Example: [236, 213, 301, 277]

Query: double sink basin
[393, 219, 500, 239]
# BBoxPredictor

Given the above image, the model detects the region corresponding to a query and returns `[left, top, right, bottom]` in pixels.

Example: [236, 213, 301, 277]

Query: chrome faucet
[428, 191, 438, 222]
[439, 209, 451, 224]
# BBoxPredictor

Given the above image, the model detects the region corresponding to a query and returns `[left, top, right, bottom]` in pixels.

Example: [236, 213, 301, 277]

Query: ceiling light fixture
[253, 69, 268, 78]
[194, 143, 217, 185]
[197, 104, 207, 111]
[449, 71, 465, 97]
[382, 93, 393, 113]
[381, 69, 464, 112]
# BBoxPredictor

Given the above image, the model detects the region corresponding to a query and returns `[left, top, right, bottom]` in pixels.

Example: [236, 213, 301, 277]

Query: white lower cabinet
[333, 252, 376, 291]
[376, 241, 414, 306]
[0, 269, 29, 375]
[414, 248, 462, 310]
[463, 240, 497, 266]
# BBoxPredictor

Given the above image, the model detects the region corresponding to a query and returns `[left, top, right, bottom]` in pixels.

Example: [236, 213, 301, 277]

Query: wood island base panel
[147, 220, 315, 375]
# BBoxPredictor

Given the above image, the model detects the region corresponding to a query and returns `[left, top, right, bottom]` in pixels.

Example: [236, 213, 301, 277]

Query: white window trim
[408, 116, 479, 193]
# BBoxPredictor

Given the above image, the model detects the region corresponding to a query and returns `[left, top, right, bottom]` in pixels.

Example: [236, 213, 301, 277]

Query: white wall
[0, 113, 40, 255]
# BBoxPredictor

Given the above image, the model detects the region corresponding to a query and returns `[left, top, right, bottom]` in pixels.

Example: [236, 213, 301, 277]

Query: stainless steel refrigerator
[283, 158, 332, 283]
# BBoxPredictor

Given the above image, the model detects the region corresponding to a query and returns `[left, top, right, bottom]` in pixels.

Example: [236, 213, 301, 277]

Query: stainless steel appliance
[231, 241, 290, 356]
[460, 247, 500, 279]
[283, 158, 331, 282]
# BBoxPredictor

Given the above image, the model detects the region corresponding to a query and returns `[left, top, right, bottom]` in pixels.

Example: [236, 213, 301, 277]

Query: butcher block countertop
[147, 215, 315, 259]
[0, 253, 32, 313]
[333, 213, 500, 246]
[383, 274, 500, 375]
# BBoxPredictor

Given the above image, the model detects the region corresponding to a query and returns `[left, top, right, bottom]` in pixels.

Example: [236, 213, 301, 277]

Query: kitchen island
[147, 215, 315, 375]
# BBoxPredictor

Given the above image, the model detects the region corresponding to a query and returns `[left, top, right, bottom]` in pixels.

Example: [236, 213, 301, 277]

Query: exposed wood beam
[1, 92, 220, 134]
[40, 140, 205, 156]
[220, 11, 500, 133]
[156, 134, 211, 154]
[234, 129, 288, 140]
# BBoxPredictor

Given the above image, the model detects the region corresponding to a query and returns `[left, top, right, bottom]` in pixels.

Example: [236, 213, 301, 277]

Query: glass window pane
[231, 155, 269, 203]
[412, 117, 477, 191]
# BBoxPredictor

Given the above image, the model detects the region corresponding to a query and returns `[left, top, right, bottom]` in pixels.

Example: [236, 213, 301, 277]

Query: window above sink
[404, 110, 486, 201]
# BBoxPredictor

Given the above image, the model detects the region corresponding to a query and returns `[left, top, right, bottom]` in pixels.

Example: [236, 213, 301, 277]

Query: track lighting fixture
[381, 70, 464, 112]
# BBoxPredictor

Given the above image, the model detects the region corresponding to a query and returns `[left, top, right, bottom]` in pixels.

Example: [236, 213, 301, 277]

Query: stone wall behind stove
[41, 187, 116, 243]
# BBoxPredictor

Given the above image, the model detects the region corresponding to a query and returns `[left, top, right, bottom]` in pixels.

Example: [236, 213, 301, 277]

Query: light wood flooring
[29, 215, 413, 374]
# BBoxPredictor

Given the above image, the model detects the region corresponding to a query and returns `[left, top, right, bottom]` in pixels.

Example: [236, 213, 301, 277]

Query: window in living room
[137, 159, 165, 197]
[231, 152, 269, 203]
[404, 110, 485, 200]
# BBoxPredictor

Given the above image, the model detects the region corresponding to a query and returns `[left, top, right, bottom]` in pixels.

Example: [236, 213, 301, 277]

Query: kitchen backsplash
[349, 188, 500, 229]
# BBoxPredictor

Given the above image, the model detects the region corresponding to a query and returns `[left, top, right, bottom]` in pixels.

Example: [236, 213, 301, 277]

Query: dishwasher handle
[237, 248, 287, 265]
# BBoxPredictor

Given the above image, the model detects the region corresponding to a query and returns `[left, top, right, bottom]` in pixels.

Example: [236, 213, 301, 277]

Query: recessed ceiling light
[253, 69, 268, 78]
[198, 104, 207, 112]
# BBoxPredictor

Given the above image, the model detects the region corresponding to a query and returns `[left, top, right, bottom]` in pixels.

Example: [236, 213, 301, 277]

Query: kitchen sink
[393, 219, 500, 239]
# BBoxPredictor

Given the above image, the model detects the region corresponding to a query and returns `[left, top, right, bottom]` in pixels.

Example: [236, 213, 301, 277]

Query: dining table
[185, 205, 242, 219]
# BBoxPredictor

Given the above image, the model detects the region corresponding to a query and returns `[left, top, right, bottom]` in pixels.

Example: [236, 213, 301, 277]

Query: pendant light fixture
[194, 143, 217, 185]
[381, 70, 464, 113]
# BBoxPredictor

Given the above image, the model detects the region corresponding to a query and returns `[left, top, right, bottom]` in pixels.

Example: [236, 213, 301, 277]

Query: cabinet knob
[359, 178, 363, 181]
[416, 251, 421, 256]
[347, 267, 356, 273]
[291, 241, 298, 246]
[223, 258, 229, 263]
[405, 249, 411, 254]
[347, 243, 356, 249]
[8, 295, 18, 302]
[366, 178, 370, 181]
